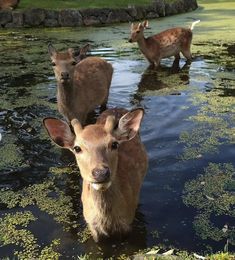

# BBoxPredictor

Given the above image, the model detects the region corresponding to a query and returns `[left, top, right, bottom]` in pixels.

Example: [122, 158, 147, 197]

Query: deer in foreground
[43, 108, 148, 242]
[48, 43, 113, 125]
[0, 0, 19, 9]
[129, 20, 200, 68]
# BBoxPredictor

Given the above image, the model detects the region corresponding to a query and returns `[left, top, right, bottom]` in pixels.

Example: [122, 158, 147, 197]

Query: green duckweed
[183, 163, 235, 244]
[0, 177, 79, 230]
[0, 211, 60, 259]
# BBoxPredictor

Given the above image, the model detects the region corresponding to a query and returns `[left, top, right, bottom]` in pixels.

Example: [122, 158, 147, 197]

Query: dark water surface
[0, 2, 235, 258]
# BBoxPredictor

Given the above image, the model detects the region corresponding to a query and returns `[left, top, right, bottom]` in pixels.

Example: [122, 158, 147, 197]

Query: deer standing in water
[43, 108, 148, 242]
[129, 20, 200, 67]
[48, 44, 113, 125]
[0, 0, 19, 9]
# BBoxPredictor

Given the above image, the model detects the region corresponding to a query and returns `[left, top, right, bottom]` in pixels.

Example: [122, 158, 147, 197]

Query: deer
[129, 20, 200, 68]
[43, 107, 148, 242]
[48, 43, 113, 125]
[0, 0, 19, 9]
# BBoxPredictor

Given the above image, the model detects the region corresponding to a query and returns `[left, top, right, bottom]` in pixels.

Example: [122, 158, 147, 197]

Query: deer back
[151, 27, 192, 58]
[71, 57, 113, 115]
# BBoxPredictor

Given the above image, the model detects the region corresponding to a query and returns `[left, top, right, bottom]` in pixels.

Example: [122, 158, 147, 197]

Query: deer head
[129, 20, 149, 43]
[43, 109, 144, 191]
[48, 43, 90, 84]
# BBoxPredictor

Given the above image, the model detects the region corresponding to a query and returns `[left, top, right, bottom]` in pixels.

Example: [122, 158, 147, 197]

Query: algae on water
[0, 171, 80, 230]
[179, 63, 235, 160]
[0, 135, 26, 170]
[183, 163, 235, 244]
[0, 211, 60, 259]
[0, 166, 82, 258]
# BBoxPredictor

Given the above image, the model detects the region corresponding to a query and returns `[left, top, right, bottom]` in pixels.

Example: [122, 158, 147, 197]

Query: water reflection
[131, 59, 191, 105]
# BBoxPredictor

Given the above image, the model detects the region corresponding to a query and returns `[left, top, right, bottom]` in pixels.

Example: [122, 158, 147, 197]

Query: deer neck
[57, 80, 74, 105]
[83, 178, 121, 211]
[137, 36, 148, 53]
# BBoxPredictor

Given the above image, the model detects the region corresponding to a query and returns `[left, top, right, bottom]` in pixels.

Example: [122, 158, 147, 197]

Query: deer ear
[137, 23, 142, 30]
[80, 44, 90, 55]
[76, 44, 90, 62]
[114, 108, 144, 142]
[48, 43, 57, 57]
[142, 20, 149, 29]
[69, 44, 90, 62]
[68, 48, 77, 57]
[43, 118, 75, 148]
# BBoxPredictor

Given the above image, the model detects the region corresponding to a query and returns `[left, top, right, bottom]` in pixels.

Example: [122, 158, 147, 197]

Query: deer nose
[61, 72, 69, 79]
[128, 39, 133, 43]
[92, 167, 110, 183]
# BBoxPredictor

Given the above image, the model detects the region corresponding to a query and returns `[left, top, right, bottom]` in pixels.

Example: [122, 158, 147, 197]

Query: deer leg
[182, 50, 192, 61]
[181, 43, 192, 61]
[100, 96, 108, 112]
[153, 58, 160, 68]
[171, 56, 180, 72]
[100, 103, 107, 113]
[181, 37, 193, 61]
[174, 53, 180, 61]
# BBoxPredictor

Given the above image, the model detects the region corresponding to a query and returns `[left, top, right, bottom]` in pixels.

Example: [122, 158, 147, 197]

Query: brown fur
[43, 108, 148, 242]
[129, 20, 200, 67]
[82, 109, 148, 240]
[48, 44, 113, 125]
[0, 0, 19, 9]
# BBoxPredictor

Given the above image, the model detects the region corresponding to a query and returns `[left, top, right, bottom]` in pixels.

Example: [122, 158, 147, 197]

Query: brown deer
[43, 108, 148, 242]
[0, 0, 19, 9]
[48, 43, 113, 125]
[129, 20, 200, 67]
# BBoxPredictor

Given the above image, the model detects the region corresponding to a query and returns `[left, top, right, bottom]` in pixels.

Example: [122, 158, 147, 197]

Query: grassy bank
[18, 0, 153, 9]
[18, 0, 177, 9]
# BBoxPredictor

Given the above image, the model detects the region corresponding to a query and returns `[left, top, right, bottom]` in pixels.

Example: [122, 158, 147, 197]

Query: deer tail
[190, 20, 200, 30]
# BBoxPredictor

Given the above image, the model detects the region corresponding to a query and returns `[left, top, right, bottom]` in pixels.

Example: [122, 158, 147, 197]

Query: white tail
[190, 20, 200, 30]
[43, 108, 148, 242]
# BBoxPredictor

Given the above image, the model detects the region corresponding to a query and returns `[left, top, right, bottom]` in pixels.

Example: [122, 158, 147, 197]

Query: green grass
[18, 0, 177, 9]
[18, 0, 154, 9]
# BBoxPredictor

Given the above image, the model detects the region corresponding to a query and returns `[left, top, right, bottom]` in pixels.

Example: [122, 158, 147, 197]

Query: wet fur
[81, 108, 148, 241]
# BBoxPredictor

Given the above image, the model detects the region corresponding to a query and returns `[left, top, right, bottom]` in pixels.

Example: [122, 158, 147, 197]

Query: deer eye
[136, 30, 140, 34]
[71, 61, 77, 66]
[111, 141, 119, 150]
[74, 146, 82, 153]
[51, 62, 56, 66]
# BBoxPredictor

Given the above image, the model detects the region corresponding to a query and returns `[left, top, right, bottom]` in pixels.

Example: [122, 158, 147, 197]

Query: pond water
[0, 1, 235, 258]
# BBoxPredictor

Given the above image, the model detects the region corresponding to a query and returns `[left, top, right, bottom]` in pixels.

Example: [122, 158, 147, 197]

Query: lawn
[18, 0, 154, 9]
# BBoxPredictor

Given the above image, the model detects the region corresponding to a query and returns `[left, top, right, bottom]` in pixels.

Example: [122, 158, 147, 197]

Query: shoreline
[0, 0, 198, 28]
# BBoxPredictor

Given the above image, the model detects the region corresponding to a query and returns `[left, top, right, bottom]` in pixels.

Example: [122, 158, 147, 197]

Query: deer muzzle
[60, 72, 70, 83]
[91, 167, 111, 191]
